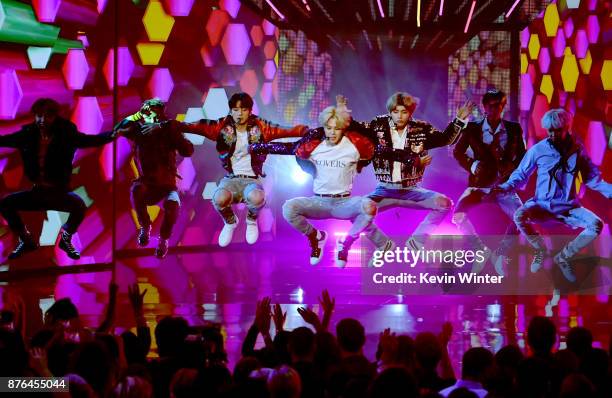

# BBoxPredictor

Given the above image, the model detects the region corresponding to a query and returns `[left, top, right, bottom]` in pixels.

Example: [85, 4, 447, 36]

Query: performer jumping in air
[144, 92, 307, 247]
[277, 105, 376, 267]
[352, 93, 473, 253]
[494, 109, 612, 282]
[452, 89, 526, 276]
[115, 98, 194, 259]
[0, 98, 118, 260]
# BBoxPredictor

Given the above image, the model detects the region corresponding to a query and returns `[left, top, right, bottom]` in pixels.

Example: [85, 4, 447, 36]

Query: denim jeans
[213, 176, 265, 224]
[363, 183, 453, 248]
[513, 200, 604, 259]
[282, 196, 376, 239]
[453, 187, 523, 254]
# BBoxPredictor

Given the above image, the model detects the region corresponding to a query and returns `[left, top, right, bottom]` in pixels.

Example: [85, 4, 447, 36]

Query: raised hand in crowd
[319, 289, 335, 332]
[272, 303, 287, 334]
[255, 297, 273, 347]
[97, 281, 118, 333]
[128, 283, 148, 327]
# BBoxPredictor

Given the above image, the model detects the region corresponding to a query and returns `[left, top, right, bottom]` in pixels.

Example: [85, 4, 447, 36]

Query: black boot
[58, 231, 81, 260]
[8, 233, 38, 259]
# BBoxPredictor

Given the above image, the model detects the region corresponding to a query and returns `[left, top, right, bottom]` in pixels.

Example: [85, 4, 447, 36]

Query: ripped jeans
[282, 196, 377, 239]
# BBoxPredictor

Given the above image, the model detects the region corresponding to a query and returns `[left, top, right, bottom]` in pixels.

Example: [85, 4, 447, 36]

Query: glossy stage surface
[2, 237, 611, 371]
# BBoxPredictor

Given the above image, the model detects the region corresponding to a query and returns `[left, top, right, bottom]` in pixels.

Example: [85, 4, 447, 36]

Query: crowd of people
[1, 285, 610, 398]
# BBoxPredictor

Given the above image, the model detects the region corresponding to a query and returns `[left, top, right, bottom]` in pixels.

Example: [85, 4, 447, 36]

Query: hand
[272, 303, 287, 333]
[416, 154, 432, 168]
[254, 297, 271, 336]
[297, 306, 322, 330]
[140, 122, 162, 135]
[113, 127, 131, 137]
[29, 347, 51, 376]
[438, 322, 453, 346]
[128, 283, 147, 320]
[335, 95, 351, 113]
[318, 289, 335, 315]
[456, 100, 475, 120]
[379, 328, 398, 364]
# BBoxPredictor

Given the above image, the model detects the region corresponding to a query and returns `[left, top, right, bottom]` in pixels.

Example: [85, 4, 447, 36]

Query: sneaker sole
[310, 232, 327, 265]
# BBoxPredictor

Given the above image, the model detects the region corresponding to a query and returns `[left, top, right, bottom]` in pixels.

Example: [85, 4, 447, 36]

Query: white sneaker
[218, 221, 238, 247]
[335, 237, 349, 268]
[308, 230, 327, 265]
[246, 218, 259, 244]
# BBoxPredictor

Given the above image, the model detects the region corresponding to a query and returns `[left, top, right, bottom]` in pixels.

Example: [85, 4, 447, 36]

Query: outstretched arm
[425, 101, 474, 149]
[179, 119, 223, 141]
[260, 119, 308, 142]
[0, 129, 25, 148]
[73, 125, 116, 148]
[497, 145, 538, 192]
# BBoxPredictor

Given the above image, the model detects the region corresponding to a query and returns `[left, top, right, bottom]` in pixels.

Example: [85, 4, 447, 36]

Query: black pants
[130, 181, 179, 240]
[0, 185, 86, 237]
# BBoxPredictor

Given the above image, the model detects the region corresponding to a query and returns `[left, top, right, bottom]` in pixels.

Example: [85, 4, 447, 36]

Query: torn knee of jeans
[590, 219, 604, 234]
[362, 199, 377, 216]
[246, 189, 266, 207]
[452, 212, 466, 224]
[435, 196, 453, 210]
[213, 189, 232, 207]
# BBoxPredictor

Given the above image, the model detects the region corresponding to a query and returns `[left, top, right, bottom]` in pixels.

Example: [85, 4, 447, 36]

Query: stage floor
[2, 241, 611, 370]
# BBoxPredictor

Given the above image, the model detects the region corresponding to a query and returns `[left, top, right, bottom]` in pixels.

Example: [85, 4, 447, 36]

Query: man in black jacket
[452, 89, 526, 276]
[0, 98, 117, 260]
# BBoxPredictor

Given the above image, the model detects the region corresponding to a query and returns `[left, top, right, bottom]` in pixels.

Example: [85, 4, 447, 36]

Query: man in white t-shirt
[281, 106, 376, 267]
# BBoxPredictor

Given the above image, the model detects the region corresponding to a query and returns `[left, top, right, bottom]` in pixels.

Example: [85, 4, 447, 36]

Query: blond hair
[318, 106, 351, 129]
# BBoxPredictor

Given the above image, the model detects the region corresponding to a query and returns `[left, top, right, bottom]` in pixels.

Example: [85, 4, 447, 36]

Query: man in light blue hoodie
[494, 109, 612, 282]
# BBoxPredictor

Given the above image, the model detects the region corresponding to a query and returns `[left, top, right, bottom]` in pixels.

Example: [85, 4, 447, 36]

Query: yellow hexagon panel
[543, 3, 560, 37]
[601, 60, 612, 90]
[143, 0, 175, 42]
[579, 50, 592, 74]
[540, 74, 554, 103]
[520, 53, 528, 74]
[528, 34, 540, 60]
[560, 48, 579, 92]
[136, 43, 165, 65]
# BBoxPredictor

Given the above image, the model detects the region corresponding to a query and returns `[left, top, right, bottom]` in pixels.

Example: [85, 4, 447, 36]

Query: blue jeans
[213, 176, 265, 224]
[513, 200, 604, 259]
[364, 183, 453, 248]
[452, 187, 523, 254]
[282, 196, 376, 239]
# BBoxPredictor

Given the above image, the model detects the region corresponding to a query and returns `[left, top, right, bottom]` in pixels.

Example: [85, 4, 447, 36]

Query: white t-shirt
[309, 136, 360, 195]
[391, 125, 408, 182]
[231, 130, 256, 176]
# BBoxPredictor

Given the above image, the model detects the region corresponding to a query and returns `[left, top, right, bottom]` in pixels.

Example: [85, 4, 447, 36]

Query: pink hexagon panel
[263, 60, 276, 80]
[585, 121, 606, 165]
[221, 24, 251, 65]
[0, 69, 23, 120]
[239, 69, 258, 97]
[71, 97, 103, 134]
[62, 49, 90, 90]
[263, 41, 276, 59]
[206, 10, 230, 46]
[103, 47, 135, 89]
[220, 0, 240, 18]
[250, 25, 264, 47]
[32, 0, 61, 23]
[147, 68, 174, 102]
[162, 0, 195, 16]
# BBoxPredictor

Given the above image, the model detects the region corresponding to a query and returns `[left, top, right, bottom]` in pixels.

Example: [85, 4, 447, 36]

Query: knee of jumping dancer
[282, 199, 298, 220]
[587, 218, 604, 235]
[434, 195, 453, 212]
[246, 188, 266, 209]
[513, 205, 529, 225]
[452, 211, 467, 225]
[212, 188, 232, 209]
[361, 198, 377, 218]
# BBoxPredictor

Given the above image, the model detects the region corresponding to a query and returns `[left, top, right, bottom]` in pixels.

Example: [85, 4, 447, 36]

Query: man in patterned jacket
[348, 93, 473, 254]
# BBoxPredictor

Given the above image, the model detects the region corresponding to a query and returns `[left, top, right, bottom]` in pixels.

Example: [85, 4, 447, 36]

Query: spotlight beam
[505, 0, 521, 18]
[464, 0, 477, 33]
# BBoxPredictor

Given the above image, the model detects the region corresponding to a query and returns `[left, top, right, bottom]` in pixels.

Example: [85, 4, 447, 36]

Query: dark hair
[31, 98, 60, 115]
[566, 327, 592, 357]
[482, 89, 507, 105]
[289, 327, 315, 358]
[414, 332, 442, 370]
[368, 366, 418, 398]
[448, 387, 479, 398]
[336, 318, 365, 353]
[461, 347, 494, 380]
[527, 316, 556, 355]
[154, 316, 189, 357]
[45, 298, 79, 324]
[228, 92, 254, 110]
